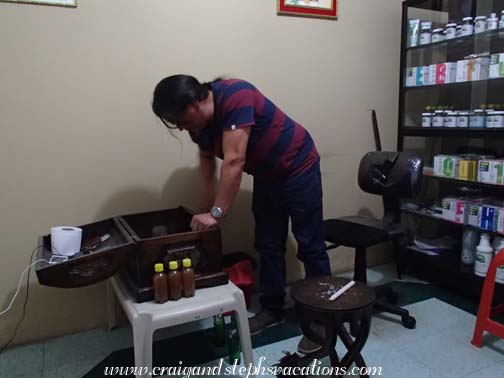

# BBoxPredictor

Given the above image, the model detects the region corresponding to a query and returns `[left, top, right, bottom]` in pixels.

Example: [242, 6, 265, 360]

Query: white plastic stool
[107, 275, 254, 378]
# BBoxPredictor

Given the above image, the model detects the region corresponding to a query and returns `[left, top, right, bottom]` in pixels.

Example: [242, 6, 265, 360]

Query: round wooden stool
[291, 276, 376, 377]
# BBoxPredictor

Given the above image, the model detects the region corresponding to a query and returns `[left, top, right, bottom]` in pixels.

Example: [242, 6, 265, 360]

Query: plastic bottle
[153, 263, 168, 304]
[475, 233, 493, 277]
[227, 314, 241, 365]
[488, 13, 499, 31]
[495, 239, 504, 284]
[461, 17, 474, 36]
[182, 258, 195, 298]
[167, 261, 182, 300]
[213, 314, 226, 347]
[420, 21, 432, 45]
[461, 230, 478, 265]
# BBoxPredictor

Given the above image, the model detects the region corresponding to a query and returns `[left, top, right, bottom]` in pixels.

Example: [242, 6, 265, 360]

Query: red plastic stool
[471, 249, 504, 348]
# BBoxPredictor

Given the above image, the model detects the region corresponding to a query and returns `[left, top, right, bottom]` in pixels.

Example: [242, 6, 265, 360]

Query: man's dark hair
[152, 75, 217, 128]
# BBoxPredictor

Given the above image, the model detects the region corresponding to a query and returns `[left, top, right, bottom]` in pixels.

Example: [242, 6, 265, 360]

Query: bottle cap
[169, 261, 179, 270]
[154, 263, 164, 273]
[463, 17, 473, 22]
[182, 258, 192, 268]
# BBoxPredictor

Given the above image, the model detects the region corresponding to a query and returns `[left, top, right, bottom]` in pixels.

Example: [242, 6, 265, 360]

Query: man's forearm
[214, 158, 244, 214]
[199, 153, 216, 212]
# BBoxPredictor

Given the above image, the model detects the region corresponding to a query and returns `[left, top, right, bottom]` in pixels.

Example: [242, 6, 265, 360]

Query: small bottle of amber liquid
[182, 258, 195, 298]
[153, 263, 168, 304]
[167, 261, 182, 300]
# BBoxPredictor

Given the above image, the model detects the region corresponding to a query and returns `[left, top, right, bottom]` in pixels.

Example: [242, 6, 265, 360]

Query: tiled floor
[1, 265, 503, 378]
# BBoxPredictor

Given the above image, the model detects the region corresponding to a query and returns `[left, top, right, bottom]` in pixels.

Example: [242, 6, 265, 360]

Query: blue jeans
[252, 161, 331, 311]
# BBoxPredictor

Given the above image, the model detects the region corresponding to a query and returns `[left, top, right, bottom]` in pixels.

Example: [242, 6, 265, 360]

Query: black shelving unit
[404, 77, 504, 92]
[407, 27, 504, 52]
[405, 246, 504, 299]
[423, 174, 504, 191]
[401, 127, 504, 137]
[398, 0, 504, 299]
[402, 207, 503, 236]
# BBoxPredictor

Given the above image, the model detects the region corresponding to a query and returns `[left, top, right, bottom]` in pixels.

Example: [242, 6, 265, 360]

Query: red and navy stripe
[209, 79, 317, 180]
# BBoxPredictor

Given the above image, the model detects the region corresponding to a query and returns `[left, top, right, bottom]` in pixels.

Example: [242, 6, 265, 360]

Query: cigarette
[329, 280, 355, 301]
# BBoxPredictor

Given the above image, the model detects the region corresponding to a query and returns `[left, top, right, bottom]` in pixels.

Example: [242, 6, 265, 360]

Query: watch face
[211, 207, 222, 218]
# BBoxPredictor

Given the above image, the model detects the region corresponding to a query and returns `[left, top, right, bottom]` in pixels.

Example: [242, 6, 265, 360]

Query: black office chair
[324, 151, 423, 329]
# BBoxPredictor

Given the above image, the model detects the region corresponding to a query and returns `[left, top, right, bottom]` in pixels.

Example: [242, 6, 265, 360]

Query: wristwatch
[210, 206, 224, 220]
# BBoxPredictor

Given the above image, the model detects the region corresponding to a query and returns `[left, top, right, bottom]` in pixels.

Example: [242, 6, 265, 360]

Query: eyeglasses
[160, 118, 179, 130]
[160, 118, 190, 130]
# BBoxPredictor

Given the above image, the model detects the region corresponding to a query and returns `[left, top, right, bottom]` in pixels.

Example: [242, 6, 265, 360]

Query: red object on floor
[224, 259, 254, 309]
[471, 249, 504, 347]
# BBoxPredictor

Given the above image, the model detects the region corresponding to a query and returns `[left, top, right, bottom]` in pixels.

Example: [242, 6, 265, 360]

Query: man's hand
[190, 213, 218, 231]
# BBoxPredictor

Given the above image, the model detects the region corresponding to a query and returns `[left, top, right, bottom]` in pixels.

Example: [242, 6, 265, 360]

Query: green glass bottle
[213, 314, 226, 347]
[227, 314, 241, 365]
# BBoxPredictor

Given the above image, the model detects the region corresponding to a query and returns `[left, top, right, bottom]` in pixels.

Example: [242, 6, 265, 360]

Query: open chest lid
[36, 216, 137, 288]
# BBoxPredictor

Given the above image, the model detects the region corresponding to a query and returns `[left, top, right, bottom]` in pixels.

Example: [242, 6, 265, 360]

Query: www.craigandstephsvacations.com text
[103, 357, 384, 377]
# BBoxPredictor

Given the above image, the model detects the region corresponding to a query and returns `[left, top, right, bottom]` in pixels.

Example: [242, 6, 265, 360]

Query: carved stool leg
[337, 315, 371, 377]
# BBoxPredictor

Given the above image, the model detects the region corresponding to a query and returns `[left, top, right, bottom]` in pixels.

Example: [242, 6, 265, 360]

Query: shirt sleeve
[219, 81, 256, 130]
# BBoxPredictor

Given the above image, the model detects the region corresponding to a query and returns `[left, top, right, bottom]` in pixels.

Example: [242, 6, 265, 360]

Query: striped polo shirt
[196, 79, 318, 180]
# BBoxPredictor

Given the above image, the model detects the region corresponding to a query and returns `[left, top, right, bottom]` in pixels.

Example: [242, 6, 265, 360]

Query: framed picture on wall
[277, 0, 337, 19]
[0, 0, 76, 7]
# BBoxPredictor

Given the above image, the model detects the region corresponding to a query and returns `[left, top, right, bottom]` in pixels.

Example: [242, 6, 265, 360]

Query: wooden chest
[36, 207, 226, 302]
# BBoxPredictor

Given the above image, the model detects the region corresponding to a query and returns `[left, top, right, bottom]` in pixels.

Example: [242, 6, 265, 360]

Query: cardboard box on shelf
[468, 57, 490, 81]
[442, 197, 466, 224]
[457, 59, 469, 82]
[434, 155, 460, 178]
[459, 160, 478, 181]
[490, 53, 504, 79]
[436, 63, 457, 84]
[478, 160, 504, 185]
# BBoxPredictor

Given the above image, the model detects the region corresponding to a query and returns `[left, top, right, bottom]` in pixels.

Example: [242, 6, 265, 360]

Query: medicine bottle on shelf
[475, 16, 487, 34]
[446, 23, 457, 39]
[432, 28, 444, 42]
[420, 21, 432, 45]
[488, 13, 499, 31]
[461, 17, 474, 36]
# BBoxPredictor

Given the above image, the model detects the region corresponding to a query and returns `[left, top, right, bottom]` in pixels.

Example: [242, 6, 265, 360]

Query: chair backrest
[358, 151, 424, 222]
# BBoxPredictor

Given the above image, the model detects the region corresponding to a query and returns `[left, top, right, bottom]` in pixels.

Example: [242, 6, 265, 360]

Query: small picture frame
[277, 0, 337, 20]
[0, 0, 76, 7]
